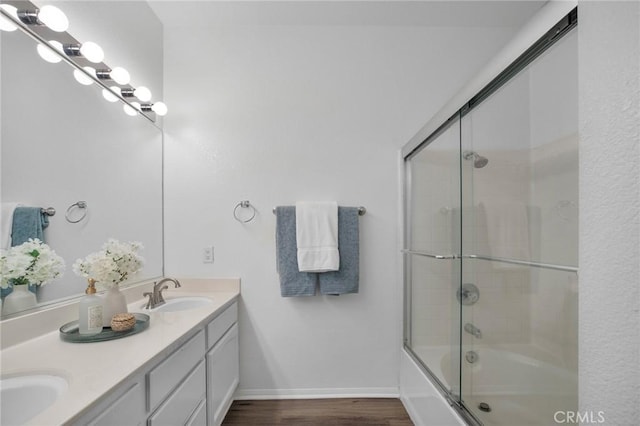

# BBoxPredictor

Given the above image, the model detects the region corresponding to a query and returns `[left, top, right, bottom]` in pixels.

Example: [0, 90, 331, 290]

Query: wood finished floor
[222, 398, 414, 425]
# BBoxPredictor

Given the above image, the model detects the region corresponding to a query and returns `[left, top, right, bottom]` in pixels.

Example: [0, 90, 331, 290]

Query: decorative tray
[59, 313, 150, 343]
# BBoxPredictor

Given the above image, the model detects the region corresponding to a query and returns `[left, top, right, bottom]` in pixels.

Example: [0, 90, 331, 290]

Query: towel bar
[40, 207, 56, 216]
[272, 206, 366, 216]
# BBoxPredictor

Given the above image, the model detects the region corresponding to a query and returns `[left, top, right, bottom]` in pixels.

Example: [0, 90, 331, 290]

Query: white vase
[102, 286, 128, 327]
[3, 285, 37, 316]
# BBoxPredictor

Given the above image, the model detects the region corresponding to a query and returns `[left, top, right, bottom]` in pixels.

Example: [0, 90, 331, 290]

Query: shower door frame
[402, 8, 578, 426]
[402, 111, 464, 403]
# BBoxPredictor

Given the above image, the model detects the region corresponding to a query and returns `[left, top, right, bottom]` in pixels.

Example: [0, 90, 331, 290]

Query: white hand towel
[1, 202, 20, 250]
[295, 201, 340, 272]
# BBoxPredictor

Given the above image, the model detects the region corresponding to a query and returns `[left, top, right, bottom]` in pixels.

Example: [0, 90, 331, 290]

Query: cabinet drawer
[148, 330, 206, 410]
[186, 399, 207, 426]
[148, 360, 206, 426]
[88, 381, 145, 426]
[206, 302, 237, 349]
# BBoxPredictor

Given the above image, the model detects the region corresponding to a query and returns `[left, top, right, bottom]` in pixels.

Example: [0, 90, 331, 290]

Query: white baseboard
[234, 387, 400, 400]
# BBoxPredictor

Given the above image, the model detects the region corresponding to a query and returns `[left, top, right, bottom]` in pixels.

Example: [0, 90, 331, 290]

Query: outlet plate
[202, 246, 214, 263]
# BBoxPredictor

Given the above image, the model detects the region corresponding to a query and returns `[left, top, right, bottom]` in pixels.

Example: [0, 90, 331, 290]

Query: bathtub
[413, 345, 578, 425]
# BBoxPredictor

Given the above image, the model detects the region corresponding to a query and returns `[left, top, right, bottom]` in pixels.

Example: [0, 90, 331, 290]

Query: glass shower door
[405, 117, 462, 400]
[459, 29, 578, 425]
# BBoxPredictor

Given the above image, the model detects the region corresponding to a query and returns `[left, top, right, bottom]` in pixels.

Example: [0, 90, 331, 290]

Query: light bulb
[73, 67, 95, 85]
[123, 103, 139, 116]
[134, 86, 152, 102]
[102, 86, 120, 103]
[0, 4, 19, 32]
[80, 41, 104, 63]
[151, 102, 168, 116]
[38, 5, 68, 32]
[37, 40, 63, 63]
[110, 67, 130, 85]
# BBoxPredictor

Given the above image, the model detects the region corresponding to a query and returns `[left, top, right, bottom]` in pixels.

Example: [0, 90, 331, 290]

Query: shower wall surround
[160, 20, 528, 397]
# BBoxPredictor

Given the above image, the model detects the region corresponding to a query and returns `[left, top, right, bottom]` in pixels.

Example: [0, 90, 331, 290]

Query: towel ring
[65, 201, 88, 223]
[234, 200, 256, 223]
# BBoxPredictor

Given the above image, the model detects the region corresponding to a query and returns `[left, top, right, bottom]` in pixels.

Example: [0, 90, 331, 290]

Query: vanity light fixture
[123, 102, 140, 116]
[141, 102, 168, 117]
[35, 5, 68, 32]
[73, 66, 96, 86]
[63, 42, 105, 63]
[1, 0, 167, 120]
[119, 88, 135, 98]
[79, 41, 104, 63]
[36, 40, 64, 63]
[133, 86, 152, 102]
[121, 87, 153, 103]
[17, 5, 69, 32]
[109, 67, 131, 85]
[0, 4, 18, 31]
[152, 102, 168, 116]
[102, 86, 121, 103]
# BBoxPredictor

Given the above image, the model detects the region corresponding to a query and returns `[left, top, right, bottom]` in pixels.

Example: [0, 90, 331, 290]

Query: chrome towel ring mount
[65, 201, 88, 223]
[233, 200, 256, 223]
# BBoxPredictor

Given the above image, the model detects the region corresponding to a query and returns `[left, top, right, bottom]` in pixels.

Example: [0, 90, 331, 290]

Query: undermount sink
[144, 296, 213, 312]
[0, 374, 68, 425]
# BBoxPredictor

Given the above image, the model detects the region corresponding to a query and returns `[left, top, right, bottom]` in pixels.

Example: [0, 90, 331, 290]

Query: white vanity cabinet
[76, 300, 239, 426]
[205, 301, 239, 426]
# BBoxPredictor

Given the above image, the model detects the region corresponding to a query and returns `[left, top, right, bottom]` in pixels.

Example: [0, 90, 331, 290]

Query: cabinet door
[206, 323, 239, 426]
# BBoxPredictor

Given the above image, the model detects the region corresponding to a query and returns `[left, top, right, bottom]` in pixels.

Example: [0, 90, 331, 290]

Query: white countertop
[0, 278, 240, 426]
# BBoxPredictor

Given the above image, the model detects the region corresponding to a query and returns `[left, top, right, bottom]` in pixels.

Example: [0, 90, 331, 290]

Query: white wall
[162, 23, 519, 396]
[579, 1, 640, 423]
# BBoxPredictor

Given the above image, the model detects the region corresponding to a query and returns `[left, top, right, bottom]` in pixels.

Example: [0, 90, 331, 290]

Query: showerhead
[463, 151, 489, 168]
[473, 154, 489, 168]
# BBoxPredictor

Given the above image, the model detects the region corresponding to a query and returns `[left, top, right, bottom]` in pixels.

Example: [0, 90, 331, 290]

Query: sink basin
[144, 296, 213, 313]
[0, 375, 68, 425]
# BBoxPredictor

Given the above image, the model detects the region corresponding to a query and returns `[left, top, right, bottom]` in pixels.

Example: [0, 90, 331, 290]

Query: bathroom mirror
[0, 4, 163, 318]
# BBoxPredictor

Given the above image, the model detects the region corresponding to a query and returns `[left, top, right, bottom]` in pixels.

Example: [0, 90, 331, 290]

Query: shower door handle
[401, 250, 457, 260]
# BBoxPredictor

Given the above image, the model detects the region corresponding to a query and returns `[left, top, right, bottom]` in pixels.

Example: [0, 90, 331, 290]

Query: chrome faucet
[143, 278, 181, 309]
[464, 323, 482, 339]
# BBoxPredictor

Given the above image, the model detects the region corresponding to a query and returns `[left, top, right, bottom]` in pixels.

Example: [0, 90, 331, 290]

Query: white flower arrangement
[0, 239, 65, 288]
[72, 239, 144, 289]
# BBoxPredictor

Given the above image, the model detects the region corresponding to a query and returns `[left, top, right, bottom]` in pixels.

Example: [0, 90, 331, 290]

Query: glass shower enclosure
[403, 16, 578, 426]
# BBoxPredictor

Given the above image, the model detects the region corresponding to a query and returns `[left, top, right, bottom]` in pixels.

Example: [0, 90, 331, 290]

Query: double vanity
[0, 278, 240, 426]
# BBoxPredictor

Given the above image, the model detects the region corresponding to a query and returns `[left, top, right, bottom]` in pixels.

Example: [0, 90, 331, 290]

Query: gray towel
[11, 206, 49, 246]
[275, 206, 317, 296]
[319, 207, 359, 295]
